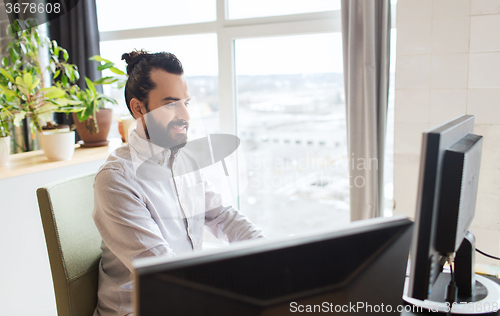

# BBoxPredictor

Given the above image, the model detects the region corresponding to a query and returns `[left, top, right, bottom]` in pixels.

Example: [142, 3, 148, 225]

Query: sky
[96, 0, 396, 76]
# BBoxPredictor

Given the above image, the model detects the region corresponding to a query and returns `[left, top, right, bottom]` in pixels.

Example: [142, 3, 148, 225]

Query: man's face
[141, 69, 191, 150]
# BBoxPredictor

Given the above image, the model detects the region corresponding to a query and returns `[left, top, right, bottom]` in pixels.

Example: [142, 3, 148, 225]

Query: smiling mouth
[171, 124, 187, 133]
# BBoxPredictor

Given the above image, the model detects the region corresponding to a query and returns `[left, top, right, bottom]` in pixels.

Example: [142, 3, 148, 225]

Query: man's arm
[203, 174, 265, 242]
[93, 168, 175, 271]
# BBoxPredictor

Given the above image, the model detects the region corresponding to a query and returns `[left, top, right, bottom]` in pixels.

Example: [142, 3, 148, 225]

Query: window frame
[98, 0, 341, 135]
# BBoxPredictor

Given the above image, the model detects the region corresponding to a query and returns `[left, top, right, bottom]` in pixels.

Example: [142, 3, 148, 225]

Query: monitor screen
[134, 216, 413, 316]
[406, 115, 482, 301]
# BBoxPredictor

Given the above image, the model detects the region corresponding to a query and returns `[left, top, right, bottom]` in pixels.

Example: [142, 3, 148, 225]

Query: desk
[0, 139, 122, 316]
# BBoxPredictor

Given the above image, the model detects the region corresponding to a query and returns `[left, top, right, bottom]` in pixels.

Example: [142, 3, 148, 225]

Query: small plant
[0, 19, 82, 139]
[74, 77, 117, 134]
[72, 55, 126, 134]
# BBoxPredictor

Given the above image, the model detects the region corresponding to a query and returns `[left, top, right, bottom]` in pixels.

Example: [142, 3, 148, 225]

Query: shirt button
[189, 229, 192, 234]
[158, 160, 162, 165]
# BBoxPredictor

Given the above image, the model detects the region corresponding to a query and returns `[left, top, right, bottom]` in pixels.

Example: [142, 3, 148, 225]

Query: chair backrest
[37, 172, 101, 316]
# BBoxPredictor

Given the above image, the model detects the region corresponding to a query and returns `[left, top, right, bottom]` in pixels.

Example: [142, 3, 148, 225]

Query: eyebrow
[161, 97, 191, 103]
[162, 97, 180, 103]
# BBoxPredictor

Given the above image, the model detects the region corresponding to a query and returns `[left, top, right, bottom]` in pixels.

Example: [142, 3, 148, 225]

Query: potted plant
[0, 100, 13, 166]
[0, 19, 82, 161]
[71, 56, 125, 147]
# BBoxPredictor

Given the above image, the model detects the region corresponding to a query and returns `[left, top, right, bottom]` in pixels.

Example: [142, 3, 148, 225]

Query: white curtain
[341, 0, 391, 221]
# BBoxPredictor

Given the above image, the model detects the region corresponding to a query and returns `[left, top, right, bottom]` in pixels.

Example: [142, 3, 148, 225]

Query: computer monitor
[134, 216, 413, 316]
[404, 115, 500, 313]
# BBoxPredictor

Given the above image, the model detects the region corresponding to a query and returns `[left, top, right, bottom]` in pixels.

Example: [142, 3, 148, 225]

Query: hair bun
[121, 49, 151, 74]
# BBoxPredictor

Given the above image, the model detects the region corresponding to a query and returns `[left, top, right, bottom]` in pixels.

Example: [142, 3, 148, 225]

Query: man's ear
[130, 98, 144, 118]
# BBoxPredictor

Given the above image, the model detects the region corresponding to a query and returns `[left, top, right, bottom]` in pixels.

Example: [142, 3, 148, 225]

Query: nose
[175, 100, 190, 122]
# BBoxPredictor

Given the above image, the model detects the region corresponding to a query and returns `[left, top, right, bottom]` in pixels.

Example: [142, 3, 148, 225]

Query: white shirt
[92, 130, 265, 316]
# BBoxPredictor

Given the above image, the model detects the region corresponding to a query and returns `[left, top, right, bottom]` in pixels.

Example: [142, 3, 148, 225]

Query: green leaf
[23, 72, 33, 88]
[42, 86, 66, 99]
[57, 105, 85, 113]
[36, 103, 58, 115]
[38, 111, 54, 122]
[94, 76, 118, 85]
[15, 76, 24, 87]
[117, 81, 126, 89]
[0, 111, 10, 120]
[77, 109, 89, 122]
[97, 62, 114, 71]
[85, 77, 97, 97]
[62, 49, 69, 61]
[31, 78, 40, 91]
[90, 55, 112, 64]
[9, 49, 18, 64]
[19, 43, 27, 54]
[51, 98, 69, 106]
[13, 112, 26, 126]
[1, 56, 10, 67]
[65, 99, 83, 105]
[0, 68, 14, 83]
[0, 85, 17, 97]
[54, 70, 61, 80]
[109, 67, 125, 75]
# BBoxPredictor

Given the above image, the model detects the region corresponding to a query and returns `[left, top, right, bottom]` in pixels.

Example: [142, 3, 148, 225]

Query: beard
[144, 115, 189, 151]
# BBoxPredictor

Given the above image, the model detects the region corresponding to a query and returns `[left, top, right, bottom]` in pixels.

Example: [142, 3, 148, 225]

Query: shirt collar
[128, 129, 172, 172]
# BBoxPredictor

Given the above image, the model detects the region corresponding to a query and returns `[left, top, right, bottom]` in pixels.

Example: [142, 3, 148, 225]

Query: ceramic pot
[39, 130, 75, 161]
[118, 116, 136, 143]
[0, 135, 10, 166]
[73, 108, 113, 147]
[39, 126, 70, 151]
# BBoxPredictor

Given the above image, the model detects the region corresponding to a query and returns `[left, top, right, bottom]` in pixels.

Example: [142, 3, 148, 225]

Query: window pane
[99, 34, 219, 138]
[235, 33, 349, 239]
[96, 0, 216, 32]
[228, 0, 340, 20]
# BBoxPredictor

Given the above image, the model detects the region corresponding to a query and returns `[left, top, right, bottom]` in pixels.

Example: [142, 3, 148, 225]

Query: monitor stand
[403, 273, 500, 314]
[403, 234, 500, 314]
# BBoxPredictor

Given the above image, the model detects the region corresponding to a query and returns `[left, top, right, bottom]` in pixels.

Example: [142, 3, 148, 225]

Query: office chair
[37, 172, 101, 316]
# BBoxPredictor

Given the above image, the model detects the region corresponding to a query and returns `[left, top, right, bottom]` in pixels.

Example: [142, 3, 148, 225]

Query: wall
[394, 0, 500, 266]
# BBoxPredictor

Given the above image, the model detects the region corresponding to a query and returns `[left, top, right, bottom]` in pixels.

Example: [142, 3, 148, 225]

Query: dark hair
[121, 50, 184, 118]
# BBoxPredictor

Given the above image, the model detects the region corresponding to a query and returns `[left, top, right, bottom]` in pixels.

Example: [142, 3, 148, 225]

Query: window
[96, 0, 216, 32]
[99, 34, 219, 132]
[97, 1, 395, 238]
[228, 0, 340, 20]
[235, 34, 349, 238]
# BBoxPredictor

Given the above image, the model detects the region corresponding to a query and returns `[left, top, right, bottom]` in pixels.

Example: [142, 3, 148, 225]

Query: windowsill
[0, 138, 123, 180]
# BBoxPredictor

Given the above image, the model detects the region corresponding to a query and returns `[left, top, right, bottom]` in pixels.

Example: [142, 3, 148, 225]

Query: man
[92, 50, 265, 316]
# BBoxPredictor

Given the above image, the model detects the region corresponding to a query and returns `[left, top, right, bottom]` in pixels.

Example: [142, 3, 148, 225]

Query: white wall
[0, 160, 106, 316]
[394, 0, 500, 266]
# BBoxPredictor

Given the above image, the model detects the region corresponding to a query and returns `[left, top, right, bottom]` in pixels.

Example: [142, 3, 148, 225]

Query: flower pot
[73, 108, 113, 148]
[39, 125, 70, 151]
[0, 135, 10, 166]
[118, 116, 136, 143]
[39, 130, 76, 161]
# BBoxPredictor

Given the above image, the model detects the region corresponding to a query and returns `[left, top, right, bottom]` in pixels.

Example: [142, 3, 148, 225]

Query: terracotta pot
[73, 108, 113, 148]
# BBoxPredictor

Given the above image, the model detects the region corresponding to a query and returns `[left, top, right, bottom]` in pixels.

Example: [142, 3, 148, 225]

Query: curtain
[341, 0, 391, 221]
[48, 0, 101, 136]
